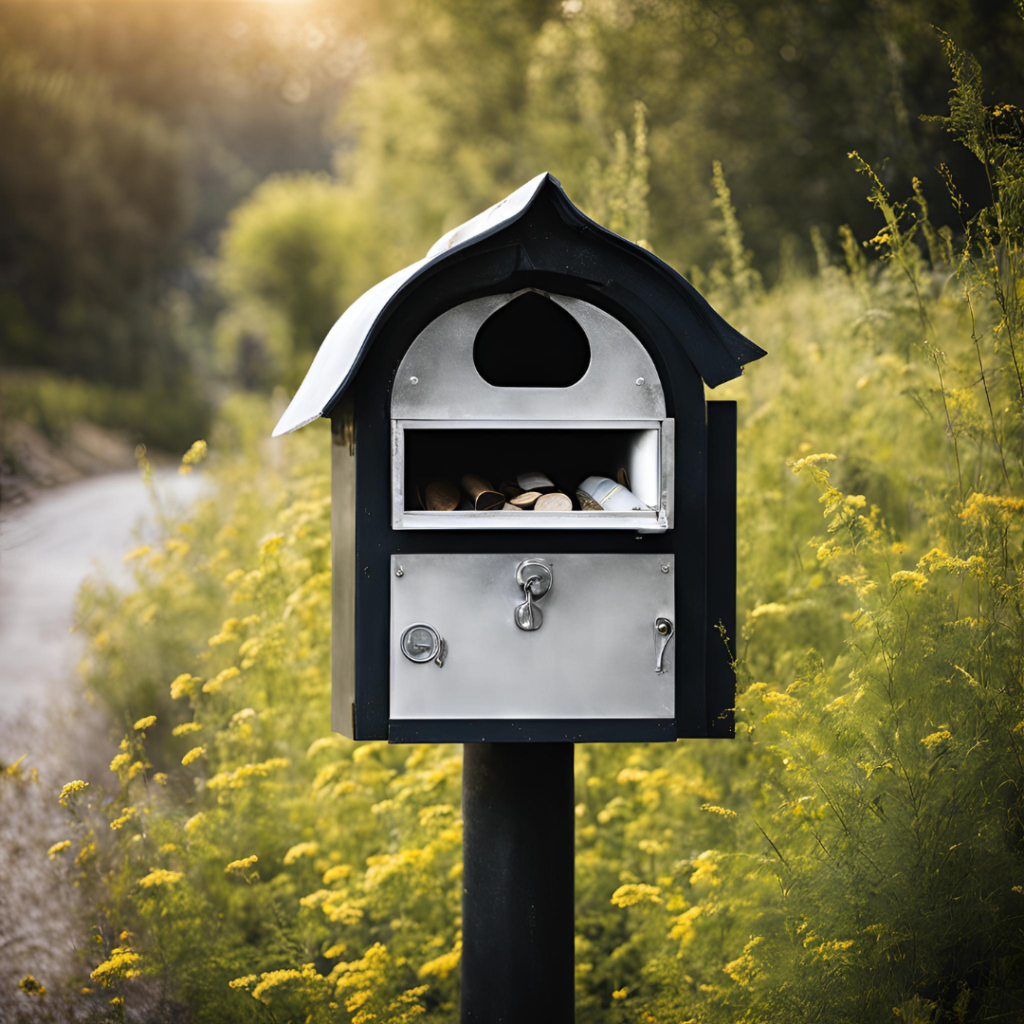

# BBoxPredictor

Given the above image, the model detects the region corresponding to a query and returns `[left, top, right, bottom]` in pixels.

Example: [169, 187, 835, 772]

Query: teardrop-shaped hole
[473, 292, 591, 387]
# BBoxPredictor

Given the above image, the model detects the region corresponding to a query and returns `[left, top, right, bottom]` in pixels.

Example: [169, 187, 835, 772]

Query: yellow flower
[610, 883, 663, 907]
[891, 570, 927, 590]
[181, 746, 206, 766]
[133, 715, 157, 731]
[283, 841, 319, 865]
[172, 721, 202, 736]
[922, 728, 952, 750]
[790, 452, 837, 470]
[202, 666, 240, 694]
[612, 987, 628, 1000]
[58, 780, 89, 807]
[48, 840, 72, 858]
[19, 975, 46, 997]
[123, 545, 152, 563]
[170, 674, 199, 700]
[109, 752, 131, 773]
[138, 868, 184, 888]
[700, 803, 738, 818]
[181, 439, 208, 467]
[225, 855, 259, 874]
[110, 807, 136, 830]
[90, 947, 141, 986]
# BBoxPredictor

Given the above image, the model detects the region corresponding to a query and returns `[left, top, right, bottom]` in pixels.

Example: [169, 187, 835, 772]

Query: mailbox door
[389, 553, 675, 721]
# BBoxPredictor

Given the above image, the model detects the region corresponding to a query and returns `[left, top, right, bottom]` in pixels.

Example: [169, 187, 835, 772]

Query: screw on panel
[395, 567, 404, 577]
[661, 564, 670, 574]
[635, 377, 645, 386]
[409, 376, 419, 385]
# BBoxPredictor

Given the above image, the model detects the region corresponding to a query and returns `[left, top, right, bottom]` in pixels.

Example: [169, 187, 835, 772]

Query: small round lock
[401, 623, 442, 663]
[656, 617, 673, 636]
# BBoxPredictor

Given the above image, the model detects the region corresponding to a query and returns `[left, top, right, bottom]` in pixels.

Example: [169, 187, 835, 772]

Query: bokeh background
[1, 2, 1023, 1022]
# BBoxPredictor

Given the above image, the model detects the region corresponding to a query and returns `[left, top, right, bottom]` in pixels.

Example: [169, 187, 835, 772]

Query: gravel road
[0, 468, 205, 724]
[0, 468, 206, 1011]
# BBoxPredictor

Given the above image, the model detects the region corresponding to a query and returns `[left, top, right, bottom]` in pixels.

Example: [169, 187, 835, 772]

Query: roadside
[0, 466, 206, 1015]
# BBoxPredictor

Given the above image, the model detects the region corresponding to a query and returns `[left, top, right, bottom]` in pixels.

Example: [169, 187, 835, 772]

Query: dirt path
[0, 468, 205, 1013]
[0, 468, 205, 722]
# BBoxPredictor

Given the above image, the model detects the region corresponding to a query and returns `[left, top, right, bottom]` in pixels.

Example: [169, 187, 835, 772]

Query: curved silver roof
[273, 172, 765, 437]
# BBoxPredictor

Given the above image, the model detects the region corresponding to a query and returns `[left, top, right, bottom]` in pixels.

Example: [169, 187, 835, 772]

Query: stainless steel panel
[390, 554, 675, 720]
[391, 291, 667, 421]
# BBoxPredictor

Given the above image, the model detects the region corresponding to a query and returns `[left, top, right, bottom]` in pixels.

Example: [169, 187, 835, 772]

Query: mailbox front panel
[389, 553, 675, 721]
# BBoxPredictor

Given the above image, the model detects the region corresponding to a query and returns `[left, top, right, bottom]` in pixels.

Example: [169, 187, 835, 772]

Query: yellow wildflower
[58, 780, 89, 807]
[610, 883, 663, 907]
[47, 840, 71, 858]
[109, 752, 131, 773]
[284, 841, 319, 865]
[170, 673, 199, 700]
[181, 746, 206, 766]
[172, 721, 202, 736]
[612, 987, 628, 1000]
[225, 855, 259, 874]
[110, 807, 136, 830]
[922, 728, 952, 750]
[123, 545, 152, 562]
[19, 975, 46, 997]
[133, 715, 157, 731]
[202, 666, 240, 694]
[891, 570, 927, 590]
[138, 868, 184, 888]
[790, 452, 837, 470]
[90, 947, 141, 985]
[700, 803, 738, 818]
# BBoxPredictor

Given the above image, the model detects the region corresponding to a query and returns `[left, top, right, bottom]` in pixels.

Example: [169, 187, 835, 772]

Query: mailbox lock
[400, 623, 446, 667]
[515, 558, 553, 632]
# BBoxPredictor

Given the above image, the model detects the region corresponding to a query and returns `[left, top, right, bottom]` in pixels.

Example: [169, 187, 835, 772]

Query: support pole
[461, 742, 575, 1023]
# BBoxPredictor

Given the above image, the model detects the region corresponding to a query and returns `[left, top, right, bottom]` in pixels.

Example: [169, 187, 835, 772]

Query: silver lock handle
[654, 617, 674, 673]
[515, 559, 553, 631]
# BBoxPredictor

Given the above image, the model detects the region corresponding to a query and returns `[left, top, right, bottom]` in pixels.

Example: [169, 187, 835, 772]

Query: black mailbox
[273, 173, 765, 743]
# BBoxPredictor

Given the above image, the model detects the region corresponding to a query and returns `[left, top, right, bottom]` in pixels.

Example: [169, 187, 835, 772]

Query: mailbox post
[274, 172, 765, 1019]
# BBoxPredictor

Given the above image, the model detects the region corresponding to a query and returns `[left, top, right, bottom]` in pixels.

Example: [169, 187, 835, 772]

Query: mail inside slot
[394, 424, 671, 530]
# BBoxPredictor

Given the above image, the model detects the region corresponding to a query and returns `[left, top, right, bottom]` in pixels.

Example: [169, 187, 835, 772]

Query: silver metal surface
[514, 558, 553, 631]
[654, 617, 675, 674]
[390, 554, 675, 720]
[391, 419, 672, 532]
[401, 623, 445, 665]
[331, 410, 357, 737]
[391, 292, 667, 422]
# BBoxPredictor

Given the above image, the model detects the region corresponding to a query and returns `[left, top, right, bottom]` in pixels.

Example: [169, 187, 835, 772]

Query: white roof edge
[272, 172, 552, 437]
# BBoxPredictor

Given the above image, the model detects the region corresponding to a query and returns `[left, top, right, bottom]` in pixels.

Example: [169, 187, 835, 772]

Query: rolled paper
[461, 474, 505, 510]
[534, 492, 573, 512]
[576, 475, 650, 512]
[509, 491, 541, 509]
[425, 479, 460, 511]
[498, 479, 523, 499]
[502, 502, 522, 510]
[516, 471, 555, 493]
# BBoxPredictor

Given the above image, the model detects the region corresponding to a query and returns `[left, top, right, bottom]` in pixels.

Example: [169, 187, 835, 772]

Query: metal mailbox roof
[272, 172, 764, 437]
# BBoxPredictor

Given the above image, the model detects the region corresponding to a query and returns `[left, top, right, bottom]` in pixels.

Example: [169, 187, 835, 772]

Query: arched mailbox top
[392, 291, 666, 421]
[272, 172, 765, 437]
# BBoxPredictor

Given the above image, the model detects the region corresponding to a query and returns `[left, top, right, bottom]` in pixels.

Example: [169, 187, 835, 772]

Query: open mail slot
[395, 423, 671, 530]
[272, 172, 765, 743]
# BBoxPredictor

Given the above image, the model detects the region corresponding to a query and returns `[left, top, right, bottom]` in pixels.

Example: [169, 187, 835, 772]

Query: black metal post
[461, 742, 575, 1022]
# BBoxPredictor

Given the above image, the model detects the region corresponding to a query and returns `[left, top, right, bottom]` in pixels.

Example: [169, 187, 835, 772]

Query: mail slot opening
[473, 291, 591, 388]
[395, 424, 669, 530]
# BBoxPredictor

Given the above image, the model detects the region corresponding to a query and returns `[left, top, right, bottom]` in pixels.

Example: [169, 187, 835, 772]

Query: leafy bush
[36, 30, 1024, 1024]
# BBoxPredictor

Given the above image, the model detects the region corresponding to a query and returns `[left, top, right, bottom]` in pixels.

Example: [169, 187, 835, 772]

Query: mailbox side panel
[705, 401, 737, 738]
[331, 409, 358, 737]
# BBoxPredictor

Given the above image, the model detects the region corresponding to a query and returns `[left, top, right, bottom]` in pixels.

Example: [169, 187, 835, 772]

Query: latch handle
[654, 617, 675, 673]
[515, 559, 553, 631]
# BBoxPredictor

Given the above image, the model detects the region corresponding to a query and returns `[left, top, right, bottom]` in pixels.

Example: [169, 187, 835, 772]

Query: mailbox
[273, 173, 765, 743]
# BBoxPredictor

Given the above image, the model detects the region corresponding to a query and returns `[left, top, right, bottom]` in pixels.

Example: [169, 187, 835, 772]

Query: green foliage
[32, 21, 1024, 1024]
[1, 371, 211, 456]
